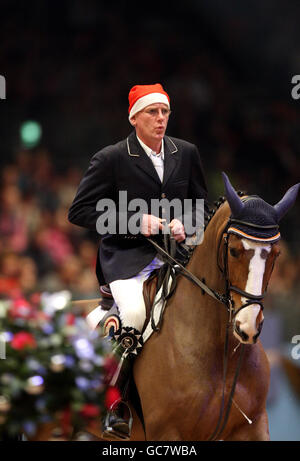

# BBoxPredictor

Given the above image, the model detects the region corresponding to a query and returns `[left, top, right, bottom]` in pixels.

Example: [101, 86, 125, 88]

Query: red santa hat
[128, 83, 170, 120]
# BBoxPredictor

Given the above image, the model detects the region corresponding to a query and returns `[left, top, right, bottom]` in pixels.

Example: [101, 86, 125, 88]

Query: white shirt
[136, 135, 164, 182]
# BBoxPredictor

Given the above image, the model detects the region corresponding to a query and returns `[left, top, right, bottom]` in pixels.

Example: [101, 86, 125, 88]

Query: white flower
[41, 291, 72, 316]
[74, 338, 95, 360]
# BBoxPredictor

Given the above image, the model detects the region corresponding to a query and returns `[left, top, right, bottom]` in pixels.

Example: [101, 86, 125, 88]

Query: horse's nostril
[234, 322, 249, 342]
[253, 320, 264, 343]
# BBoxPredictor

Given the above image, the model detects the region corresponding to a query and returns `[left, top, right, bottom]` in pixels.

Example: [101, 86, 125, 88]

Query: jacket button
[161, 193, 166, 198]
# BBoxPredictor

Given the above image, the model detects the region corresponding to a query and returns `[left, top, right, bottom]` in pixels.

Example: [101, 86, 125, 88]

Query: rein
[148, 237, 230, 308]
[147, 216, 273, 441]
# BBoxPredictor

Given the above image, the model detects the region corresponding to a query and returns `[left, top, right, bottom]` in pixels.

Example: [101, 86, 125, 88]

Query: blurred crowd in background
[0, 1, 299, 347]
[0, 150, 100, 300]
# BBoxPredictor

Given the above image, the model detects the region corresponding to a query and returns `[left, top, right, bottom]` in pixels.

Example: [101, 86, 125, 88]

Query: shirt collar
[136, 135, 164, 160]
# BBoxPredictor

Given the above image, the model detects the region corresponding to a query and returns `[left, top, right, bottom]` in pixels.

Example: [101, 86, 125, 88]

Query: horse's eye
[230, 248, 239, 258]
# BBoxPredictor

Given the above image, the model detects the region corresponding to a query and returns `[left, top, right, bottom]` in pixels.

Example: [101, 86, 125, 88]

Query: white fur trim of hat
[129, 92, 170, 120]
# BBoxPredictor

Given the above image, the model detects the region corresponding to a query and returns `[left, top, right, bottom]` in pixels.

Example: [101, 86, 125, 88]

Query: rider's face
[130, 103, 170, 149]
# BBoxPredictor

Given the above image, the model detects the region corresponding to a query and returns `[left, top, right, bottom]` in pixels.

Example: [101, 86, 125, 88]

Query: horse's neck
[188, 208, 226, 294]
[178, 206, 230, 340]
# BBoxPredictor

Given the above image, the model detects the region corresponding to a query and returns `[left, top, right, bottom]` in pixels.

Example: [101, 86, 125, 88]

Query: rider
[68, 83, 208, 439]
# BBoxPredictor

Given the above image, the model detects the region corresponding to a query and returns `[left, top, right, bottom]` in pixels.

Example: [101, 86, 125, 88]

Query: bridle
[147, 215, 279, 441]
[216, 219, 278, 322]
[149, 217, 278, 323]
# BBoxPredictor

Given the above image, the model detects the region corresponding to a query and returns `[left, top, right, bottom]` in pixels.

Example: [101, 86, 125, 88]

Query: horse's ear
[273, 183, 300, 221]
[222, 172, 244, 216]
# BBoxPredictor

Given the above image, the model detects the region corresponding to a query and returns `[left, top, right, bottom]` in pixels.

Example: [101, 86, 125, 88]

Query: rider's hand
[168, 219, 186, 242]
[141, 214, 166, 236]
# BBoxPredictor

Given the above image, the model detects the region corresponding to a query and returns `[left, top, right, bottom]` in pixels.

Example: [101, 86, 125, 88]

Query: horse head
[222, 172, 299, 345]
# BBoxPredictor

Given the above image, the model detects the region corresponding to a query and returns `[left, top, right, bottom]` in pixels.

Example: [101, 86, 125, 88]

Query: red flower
[80, 404, 100, 419]
[11, 332, 37, 350]
[104, 386, 121, 410]
[66, 313, 75, 326]
[9, 298, 36, 320]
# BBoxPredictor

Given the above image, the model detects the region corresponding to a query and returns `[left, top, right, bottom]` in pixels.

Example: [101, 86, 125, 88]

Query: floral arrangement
[0, 291, 120, 440]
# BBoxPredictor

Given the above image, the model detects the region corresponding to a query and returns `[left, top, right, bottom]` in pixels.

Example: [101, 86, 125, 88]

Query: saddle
[98, 240, 193, 339]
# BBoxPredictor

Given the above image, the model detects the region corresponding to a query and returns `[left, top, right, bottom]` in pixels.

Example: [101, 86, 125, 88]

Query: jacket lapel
[127, 132, 161, 185]
[162, 136, 179, 187]
[126, 132, 179, 186]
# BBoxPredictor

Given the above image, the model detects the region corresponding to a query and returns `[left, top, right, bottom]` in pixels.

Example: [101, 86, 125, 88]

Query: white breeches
[109, 257, 164, 331]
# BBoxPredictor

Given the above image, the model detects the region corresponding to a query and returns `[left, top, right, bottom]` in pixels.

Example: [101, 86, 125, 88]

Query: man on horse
[68, 83, 208, 439]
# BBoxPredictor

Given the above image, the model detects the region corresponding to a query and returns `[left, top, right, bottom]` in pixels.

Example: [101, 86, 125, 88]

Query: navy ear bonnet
[227, 196, 280, 243]
[222, 172, 300, 243]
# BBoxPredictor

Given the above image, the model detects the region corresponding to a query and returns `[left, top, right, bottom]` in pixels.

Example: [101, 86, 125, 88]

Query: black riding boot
[102, 326, 143, 441]
[102, 357, 132, 440]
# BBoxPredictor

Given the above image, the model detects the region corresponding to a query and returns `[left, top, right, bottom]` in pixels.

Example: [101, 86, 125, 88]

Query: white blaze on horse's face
[233, 239, 271, 344]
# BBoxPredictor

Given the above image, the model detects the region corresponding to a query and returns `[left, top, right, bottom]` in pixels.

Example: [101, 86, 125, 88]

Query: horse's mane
[205, 190, 247, 230]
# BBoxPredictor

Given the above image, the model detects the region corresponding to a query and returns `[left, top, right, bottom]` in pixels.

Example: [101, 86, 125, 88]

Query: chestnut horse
[130, 174, 299, 441]
[30, 175, 299, 441]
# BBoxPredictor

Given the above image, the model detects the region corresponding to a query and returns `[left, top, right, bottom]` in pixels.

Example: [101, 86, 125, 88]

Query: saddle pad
[86, 303, 121, 336]
[86, 268, 174, 344]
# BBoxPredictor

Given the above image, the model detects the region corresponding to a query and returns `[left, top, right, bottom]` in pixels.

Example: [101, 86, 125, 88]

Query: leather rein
[147, 217, 277, 440]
